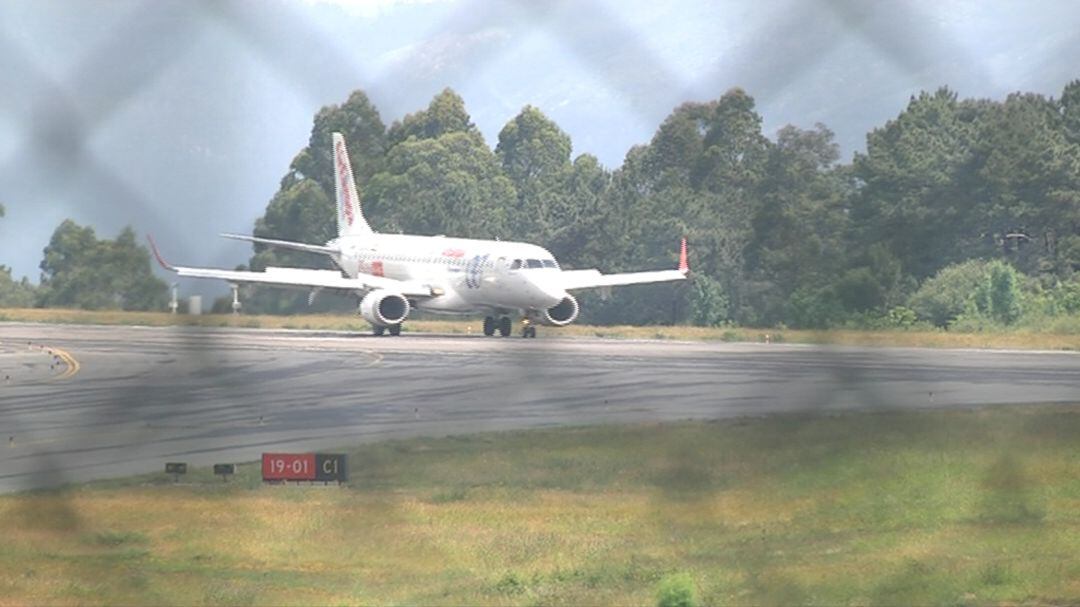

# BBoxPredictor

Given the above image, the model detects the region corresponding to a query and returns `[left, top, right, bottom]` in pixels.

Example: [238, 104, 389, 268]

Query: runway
[1, 322, 1078, 492]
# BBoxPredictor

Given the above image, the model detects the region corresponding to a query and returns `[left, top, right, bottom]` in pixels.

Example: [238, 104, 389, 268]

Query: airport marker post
[213, 463, 236, 482]
[165, 462, 187, 483]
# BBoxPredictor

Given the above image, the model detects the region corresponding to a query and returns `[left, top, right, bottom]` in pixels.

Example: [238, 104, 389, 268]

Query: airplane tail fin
[332, 132, 374, 238]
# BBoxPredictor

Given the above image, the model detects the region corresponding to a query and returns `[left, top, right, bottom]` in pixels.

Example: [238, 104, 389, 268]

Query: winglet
[146, 235, 175, 271]
[678, 237, 689, 274]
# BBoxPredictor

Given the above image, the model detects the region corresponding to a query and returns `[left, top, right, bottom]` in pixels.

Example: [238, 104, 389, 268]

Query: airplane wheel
[372, 325, 385, 336]
[389, 324, 402, 336]
[522, 326, 536, 338]
[483, 316, 496, 337]
[498, 316, 512, 337]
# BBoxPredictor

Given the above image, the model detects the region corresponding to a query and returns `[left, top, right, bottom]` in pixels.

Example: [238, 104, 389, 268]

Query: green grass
[4, 306, 1080, 349]
[1, 404, 1079, 605]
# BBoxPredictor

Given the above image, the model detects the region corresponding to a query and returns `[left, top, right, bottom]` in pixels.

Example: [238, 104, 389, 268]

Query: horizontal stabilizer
[220, 233, 339, 256]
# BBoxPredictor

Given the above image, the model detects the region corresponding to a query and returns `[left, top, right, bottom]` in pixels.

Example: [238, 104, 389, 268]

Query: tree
[693, 88, 771, 195]
[495, 106, 581, 253]
[1060, 79, 1080, 146]
[582, 89, 770, 325]
[968, 92, 1080, 276]
[366, 130, 514, 239]
[0, 265, 35, 308]
[852, 87, 987, 280]
[551, 153, 611, 268]
[387, 88, 477, 146]
[745, 124, 848, 324]
[36, 220, 167, 310]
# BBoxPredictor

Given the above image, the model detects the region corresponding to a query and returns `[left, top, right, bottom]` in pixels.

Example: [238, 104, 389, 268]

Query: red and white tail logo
[332, 132, 373, 238]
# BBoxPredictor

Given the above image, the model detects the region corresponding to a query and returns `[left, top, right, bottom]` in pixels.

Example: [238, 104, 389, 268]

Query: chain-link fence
[1, 1, 1078, 603]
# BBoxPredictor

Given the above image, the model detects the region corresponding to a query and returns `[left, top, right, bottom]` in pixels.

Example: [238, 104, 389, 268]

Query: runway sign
[165, 462, 187, 475]
[315, 453, 347, 482]
[262, 453, 347, 483]
[165, 462, 187, 483]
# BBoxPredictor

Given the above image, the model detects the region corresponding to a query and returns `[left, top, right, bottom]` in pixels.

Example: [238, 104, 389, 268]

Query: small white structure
[188, 295, 202, 316]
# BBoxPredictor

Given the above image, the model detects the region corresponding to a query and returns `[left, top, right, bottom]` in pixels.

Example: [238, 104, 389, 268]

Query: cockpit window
[509, 259, 522, 270]
[541, 259, 558, 269]
[526, 259, 544, 269]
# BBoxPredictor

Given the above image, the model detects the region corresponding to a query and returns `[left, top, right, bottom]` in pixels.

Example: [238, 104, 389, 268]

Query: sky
[0, 0, 1077, 295]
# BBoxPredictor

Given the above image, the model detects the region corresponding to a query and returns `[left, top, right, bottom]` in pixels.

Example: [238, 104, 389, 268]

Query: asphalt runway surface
[1, 322, 1078, 493]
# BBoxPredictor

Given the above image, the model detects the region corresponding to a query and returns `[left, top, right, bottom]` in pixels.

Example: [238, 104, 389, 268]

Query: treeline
[4, 82, 1080, 330]
[244, 83, 1080, 328]
[0, 215, 168, 311]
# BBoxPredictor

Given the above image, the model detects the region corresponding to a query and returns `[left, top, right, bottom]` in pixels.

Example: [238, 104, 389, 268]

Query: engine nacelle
[540, 294, 580, 326]
[359, 289, 410, 326]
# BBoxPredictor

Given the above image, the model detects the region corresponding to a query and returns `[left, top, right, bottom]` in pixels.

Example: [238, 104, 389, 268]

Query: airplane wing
[560, 268, 687, 290]
[148, 237, 435, 297]
[220, 233, 339, 256]
[560, 238, 689, 291]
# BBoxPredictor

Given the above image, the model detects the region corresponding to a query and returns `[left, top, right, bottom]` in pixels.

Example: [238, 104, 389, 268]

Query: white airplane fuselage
[330, 233, 566, 314]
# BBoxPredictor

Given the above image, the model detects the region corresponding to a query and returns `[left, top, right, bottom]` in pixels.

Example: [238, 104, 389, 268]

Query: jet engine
[359, 289, 410, 326]
[540, 294, 579, 326]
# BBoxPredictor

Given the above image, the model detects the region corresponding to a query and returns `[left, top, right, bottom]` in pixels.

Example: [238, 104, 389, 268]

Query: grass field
[1, 405, 1078, 605]
[3, 307, 1080, 350]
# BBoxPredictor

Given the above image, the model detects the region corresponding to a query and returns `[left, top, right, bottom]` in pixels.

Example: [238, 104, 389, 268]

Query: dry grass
[3, 307, 1080, 350]
[1, 405, 1079, 605]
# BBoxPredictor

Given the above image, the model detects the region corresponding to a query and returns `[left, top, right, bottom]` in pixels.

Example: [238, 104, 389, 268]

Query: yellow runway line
[48, 346, 81, 380]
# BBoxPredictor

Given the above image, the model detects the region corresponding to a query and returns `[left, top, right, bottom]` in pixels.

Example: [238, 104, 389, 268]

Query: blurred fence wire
[0, 2, 1068, 604]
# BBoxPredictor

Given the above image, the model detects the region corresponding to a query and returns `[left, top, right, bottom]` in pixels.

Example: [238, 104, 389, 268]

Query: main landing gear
[372, 324, 402, 336]
[483, 315, 515, 337]
[483, 316, 536, 338]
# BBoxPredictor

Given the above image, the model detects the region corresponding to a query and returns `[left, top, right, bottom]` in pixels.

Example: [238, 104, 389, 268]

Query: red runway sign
[262, 453, 315, 481]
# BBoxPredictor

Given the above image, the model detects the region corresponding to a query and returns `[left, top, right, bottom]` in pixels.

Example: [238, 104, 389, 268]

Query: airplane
[149, 132, 688, 338]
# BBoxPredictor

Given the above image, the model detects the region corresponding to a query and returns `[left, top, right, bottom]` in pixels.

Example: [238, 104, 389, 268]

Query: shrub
[909, 260, 990, 327]
[688, 275, 729, 327]
[787, 286, 844, 329]
[1053, 280, 1080, 314]
[976, 260, 1023, 324]
[656, 572, 697, 607]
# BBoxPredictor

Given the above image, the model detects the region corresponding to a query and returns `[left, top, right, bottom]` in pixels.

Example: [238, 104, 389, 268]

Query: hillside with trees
[237, 82, 1080, 330]
[6, 82, 1080, 331]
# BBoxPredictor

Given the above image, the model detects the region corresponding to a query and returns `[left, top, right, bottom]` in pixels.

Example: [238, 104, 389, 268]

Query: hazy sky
[1, 0, 1077, 293]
